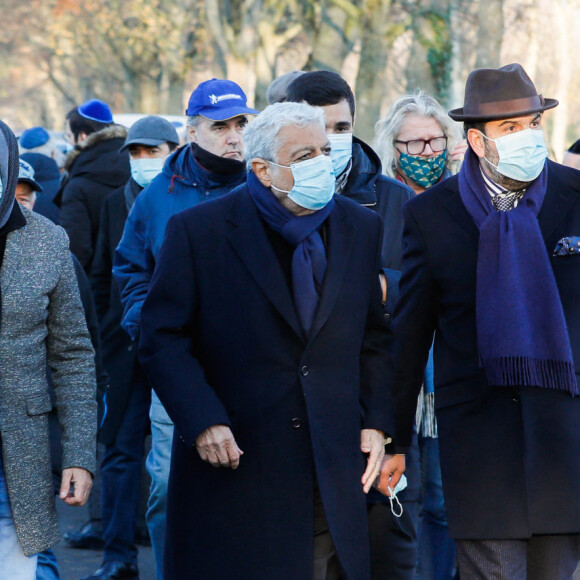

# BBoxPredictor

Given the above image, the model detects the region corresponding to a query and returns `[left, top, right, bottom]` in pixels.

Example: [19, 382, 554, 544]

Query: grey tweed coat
[0, 207, 97, 556]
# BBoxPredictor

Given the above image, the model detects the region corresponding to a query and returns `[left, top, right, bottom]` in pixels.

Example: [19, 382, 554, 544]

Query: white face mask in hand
[387, 474, 407, 518]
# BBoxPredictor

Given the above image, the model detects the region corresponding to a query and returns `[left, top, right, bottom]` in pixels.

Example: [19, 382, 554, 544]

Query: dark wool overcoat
[139, 186, 393, 580]
[90, 185, 138, 443]
[392, 160, 580, 539]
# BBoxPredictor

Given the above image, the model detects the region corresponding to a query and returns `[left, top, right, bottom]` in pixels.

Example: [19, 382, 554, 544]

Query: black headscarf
[0, 121, 28, 325]
[0, 120, 19, 229]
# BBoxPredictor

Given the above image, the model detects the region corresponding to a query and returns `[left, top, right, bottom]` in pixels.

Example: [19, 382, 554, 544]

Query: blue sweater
[113, 144, 246, 340]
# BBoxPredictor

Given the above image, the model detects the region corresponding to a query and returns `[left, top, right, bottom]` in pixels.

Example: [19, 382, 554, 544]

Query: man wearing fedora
[377, 63, 580, 578]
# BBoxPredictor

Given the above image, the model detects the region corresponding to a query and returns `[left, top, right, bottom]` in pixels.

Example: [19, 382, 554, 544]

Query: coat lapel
[0, 227, 25, 293]
[225, 188, 304, 341]
[308, 202, 356, 342]
[441, 178, 480, 245]
[538, 162, 580, 246]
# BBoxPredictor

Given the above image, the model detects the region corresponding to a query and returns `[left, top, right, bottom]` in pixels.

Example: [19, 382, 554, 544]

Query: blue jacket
[113, 144, 246, 340]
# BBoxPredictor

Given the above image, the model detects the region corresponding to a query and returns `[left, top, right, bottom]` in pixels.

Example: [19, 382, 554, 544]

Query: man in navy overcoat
[139, 102, 400, 580]
[378, 64, 580, 579]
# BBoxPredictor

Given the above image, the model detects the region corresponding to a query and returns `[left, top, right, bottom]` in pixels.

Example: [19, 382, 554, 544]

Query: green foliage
[413, 9, 453, 104]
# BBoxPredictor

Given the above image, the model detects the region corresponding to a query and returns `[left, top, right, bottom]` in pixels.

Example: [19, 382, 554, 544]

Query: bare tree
[475, 0, 504, 69]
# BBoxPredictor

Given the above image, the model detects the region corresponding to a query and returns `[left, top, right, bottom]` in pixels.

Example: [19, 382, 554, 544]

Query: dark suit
[392, 160, 580, 540]
[139, 185, 393, 579]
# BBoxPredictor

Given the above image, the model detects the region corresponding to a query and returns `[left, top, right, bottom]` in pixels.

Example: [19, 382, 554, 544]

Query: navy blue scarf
[459, 148, 577, 395]
[247, 171, 335, 338]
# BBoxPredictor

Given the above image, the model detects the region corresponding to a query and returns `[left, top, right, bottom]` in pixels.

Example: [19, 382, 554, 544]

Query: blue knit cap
[78, 99, 114, 123]
[20, 127, 50, 150]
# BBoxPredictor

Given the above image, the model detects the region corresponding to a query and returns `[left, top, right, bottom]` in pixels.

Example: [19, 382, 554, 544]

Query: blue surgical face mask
[270, 154, 336, 211]
[480, 128, 548, 182]
[0, 177, 3, 200]
[130, 157, 166, 188]
[327, 132, 353, 176]
[387, 474, 407, 518]
[399, 150, 447, 189]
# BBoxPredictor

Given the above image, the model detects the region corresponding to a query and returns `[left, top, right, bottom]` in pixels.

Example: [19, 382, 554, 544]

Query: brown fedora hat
[449, 63, 558, 122]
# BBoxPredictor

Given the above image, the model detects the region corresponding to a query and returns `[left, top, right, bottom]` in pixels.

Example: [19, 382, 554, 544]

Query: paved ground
[52, 498, 580, 579]
[54, 501, 155, 580]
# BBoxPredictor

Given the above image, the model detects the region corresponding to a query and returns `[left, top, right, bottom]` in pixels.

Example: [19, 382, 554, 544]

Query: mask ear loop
[477, 130, 502, 171]
[387, 486, 404, 518]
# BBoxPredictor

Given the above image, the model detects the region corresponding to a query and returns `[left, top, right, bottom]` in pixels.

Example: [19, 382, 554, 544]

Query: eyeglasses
[394, 136, 448, 155]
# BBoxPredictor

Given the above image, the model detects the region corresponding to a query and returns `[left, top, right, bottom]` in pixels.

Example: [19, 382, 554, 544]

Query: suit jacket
[0, 208, 97, 555]
[139, 186, 392, 580]
[392, 160, 580, 539]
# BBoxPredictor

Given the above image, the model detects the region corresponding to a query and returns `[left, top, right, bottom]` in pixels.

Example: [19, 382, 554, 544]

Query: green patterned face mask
[399, 150, 447, 189]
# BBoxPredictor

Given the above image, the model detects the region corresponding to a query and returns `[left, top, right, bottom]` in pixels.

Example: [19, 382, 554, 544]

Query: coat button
[301, 366, 309, 376]
[383, 313, 391, 321]
[291, 418, 302, 429]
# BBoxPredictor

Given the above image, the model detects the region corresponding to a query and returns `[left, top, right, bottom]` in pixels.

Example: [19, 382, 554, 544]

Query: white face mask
[327, 132, 353, 176]
[480, 129, 548, 182]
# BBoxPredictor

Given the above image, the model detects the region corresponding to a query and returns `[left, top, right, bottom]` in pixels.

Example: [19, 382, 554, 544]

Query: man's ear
[467, 128, 485, 159]
[252, 158, 272, 188]
[187, 125, 197, 144]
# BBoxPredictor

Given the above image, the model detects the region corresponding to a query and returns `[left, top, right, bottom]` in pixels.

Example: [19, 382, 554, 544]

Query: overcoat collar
[225, 186, 356, 343]
[442, 160, 580, 247]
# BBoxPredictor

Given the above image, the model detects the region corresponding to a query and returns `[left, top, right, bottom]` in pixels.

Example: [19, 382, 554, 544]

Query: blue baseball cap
[18, 159, 43, 192]
[78, 99, 114, 123]
[186, 79, 259, 120]
[20, 127, 50, 150]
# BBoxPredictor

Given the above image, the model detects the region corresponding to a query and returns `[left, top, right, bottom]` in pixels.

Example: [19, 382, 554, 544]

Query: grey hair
[186, 115, 200, 128]
[266, 71, 305, 105]
[19, 136, 57, 157]
[185, 115, 200, 143]
[243, 102, 325, 171]
[373, 91, 462, 179]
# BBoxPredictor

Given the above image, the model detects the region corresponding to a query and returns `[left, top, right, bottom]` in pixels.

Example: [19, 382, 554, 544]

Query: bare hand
[375, 454, 406, 497]
[195, 424, 243, 469]
[361, 429, 386, 493]
[450, 139, 468, 163]
[379, 273, 387, 304]
[59, 467, 93, 506]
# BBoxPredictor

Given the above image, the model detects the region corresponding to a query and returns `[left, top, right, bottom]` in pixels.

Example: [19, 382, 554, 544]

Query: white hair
[19, 136, 57, 158]
[243, 102, 325, 171]
[373, 91, 462, 179]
